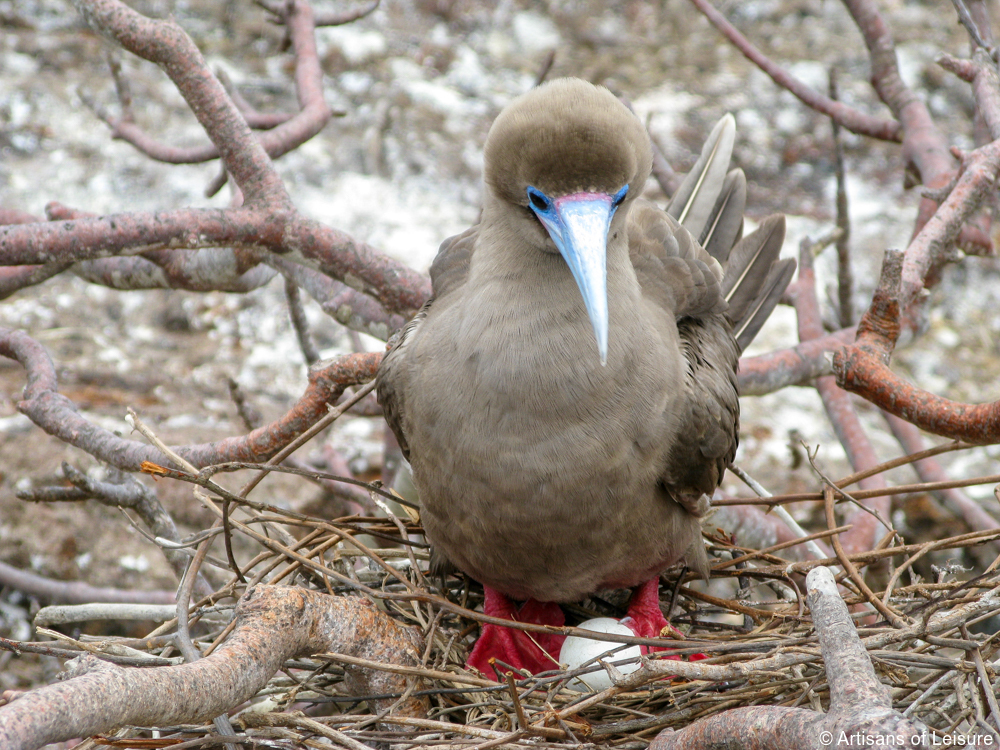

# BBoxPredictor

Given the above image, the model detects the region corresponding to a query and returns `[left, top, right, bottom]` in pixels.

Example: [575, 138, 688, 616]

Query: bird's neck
[471, 200, 638, 305]
[458, 203, 641, 372]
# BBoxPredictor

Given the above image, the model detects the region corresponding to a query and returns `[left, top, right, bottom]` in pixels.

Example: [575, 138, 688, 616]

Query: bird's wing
[377, 225, 479, 462]
[629, 200, 727, 320]
[428, 224, 478, 300]
[637, 113, 795, 512]
[628, 201, 739, 514]
[666, 114, 739, 252]
[648, 216, 794, 509]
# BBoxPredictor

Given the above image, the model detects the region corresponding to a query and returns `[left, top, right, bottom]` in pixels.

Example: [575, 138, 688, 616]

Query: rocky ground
[1, 0, 999, 694]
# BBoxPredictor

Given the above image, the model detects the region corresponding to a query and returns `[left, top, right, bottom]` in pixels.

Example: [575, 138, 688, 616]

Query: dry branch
[737, 327, 856, 396]
[0, 585, 427, 750]
[649, 567, 932, 749]
[885, 415, 1000, 536]
[834, 252, 1000, 443]
[791, 238, 889, 556]
[17, 461, 216, 596]
[0, 561, 174, 606]
[688, 0, 902, 141]
[1, 326, 379, 471]
[89, 0, 332, 168]
[841, 0, 958, 242]
[4, 476, 1000, 748]
[0, 0, 430, 320]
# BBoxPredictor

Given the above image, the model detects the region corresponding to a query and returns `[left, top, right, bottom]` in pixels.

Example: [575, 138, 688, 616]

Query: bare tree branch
[82, 0, 333, 168]
[1, 327, 381, 471]
[0, 561, 174, 605]
[688, 0, 902, 141]
[0, 585, 428, 749]
[833, 251, 1000, 443]
[649, 567, 931, 749]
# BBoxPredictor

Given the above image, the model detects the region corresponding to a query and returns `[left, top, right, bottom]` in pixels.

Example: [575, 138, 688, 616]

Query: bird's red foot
[466, 587, 567, 678]
[620, 577, 685, 659]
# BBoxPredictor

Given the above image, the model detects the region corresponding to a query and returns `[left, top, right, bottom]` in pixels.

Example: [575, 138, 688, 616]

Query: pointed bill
[535, 192, 616, 365]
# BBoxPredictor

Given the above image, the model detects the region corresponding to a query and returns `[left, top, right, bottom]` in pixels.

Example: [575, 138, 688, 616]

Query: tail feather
[724, 215, 785, 318]
[700, 168, 746, 262]
[666, 114, 736, 243]
[667, 116, 795, 352]
[733, 256, 796, 350]
[722, 214, 791, 350]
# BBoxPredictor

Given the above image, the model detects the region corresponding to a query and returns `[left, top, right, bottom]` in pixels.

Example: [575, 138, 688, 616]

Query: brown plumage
[377, 78, 793, 608]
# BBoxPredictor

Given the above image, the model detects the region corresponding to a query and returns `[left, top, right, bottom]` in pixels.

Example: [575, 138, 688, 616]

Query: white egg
[558, 617, 642, 691]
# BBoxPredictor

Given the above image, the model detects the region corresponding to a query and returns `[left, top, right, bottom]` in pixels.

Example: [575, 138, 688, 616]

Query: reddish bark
[693, 0, 992, 272]
[840, 0, 957, 242]
[0, 327, 381, 472]
[833, 252, 1000, 443]
[688, 0, 902, 141]
[0, 204, 430, 316]
[0, 263, 72, 299]
[0, 0, 431, 316]
[218, 68, 295, 130]
[738, 328, 856, 396]
[884, 414, 1000, 535]
[269, 254, 407, 341]
[791, 243, 888, 556]
[0, 209, 41, 225]
[820, 20, 1000, 448]
[2, 202, 404, 335]
[0, 209, 72, 297]
[93, 0, 332, 166]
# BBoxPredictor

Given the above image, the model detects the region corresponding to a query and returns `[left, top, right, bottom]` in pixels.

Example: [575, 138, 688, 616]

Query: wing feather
[377, 226, 479, 462]
[640, 114, 794, 511]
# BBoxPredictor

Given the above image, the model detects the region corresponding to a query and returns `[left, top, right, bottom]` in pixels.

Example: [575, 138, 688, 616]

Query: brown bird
[377, 78, 794, 676]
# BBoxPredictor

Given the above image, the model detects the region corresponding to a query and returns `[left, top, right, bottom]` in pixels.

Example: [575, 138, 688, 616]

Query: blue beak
[528, 185, 628, 365]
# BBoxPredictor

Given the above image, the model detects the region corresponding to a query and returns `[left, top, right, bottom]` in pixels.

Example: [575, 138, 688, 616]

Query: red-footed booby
[377, 78, 794, 677]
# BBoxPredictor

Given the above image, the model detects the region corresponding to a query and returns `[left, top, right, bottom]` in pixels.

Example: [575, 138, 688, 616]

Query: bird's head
[482, 78, 653, 364]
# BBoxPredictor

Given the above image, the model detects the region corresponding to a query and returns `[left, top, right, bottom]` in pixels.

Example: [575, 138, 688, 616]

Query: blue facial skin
[527, 184, 629, 365]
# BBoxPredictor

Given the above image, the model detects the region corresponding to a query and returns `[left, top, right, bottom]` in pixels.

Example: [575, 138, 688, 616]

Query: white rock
[317, 27, 387, 66]
[512, 12, 561, 57]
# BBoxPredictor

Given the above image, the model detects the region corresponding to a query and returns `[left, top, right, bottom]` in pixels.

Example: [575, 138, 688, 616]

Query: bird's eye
[612, 184, 629, 207]
[527, 186, 551, 212]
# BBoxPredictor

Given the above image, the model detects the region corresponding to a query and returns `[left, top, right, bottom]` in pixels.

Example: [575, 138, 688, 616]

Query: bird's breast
[405, 278, 682, 490]
[394, 274, 696, 602]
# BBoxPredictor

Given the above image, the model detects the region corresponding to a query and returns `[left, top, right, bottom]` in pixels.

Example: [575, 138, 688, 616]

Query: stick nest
[36, 457, 1000, 749]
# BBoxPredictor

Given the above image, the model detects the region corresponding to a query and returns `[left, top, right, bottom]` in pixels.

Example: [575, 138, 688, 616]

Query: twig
[729, 465, 830, 561]
[829, 68, 854, 329]
[688, 0, 901, 141]
[823, 487, 906, 628]
[285, 275, 320, 366]
[237, 378, 378, 499]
